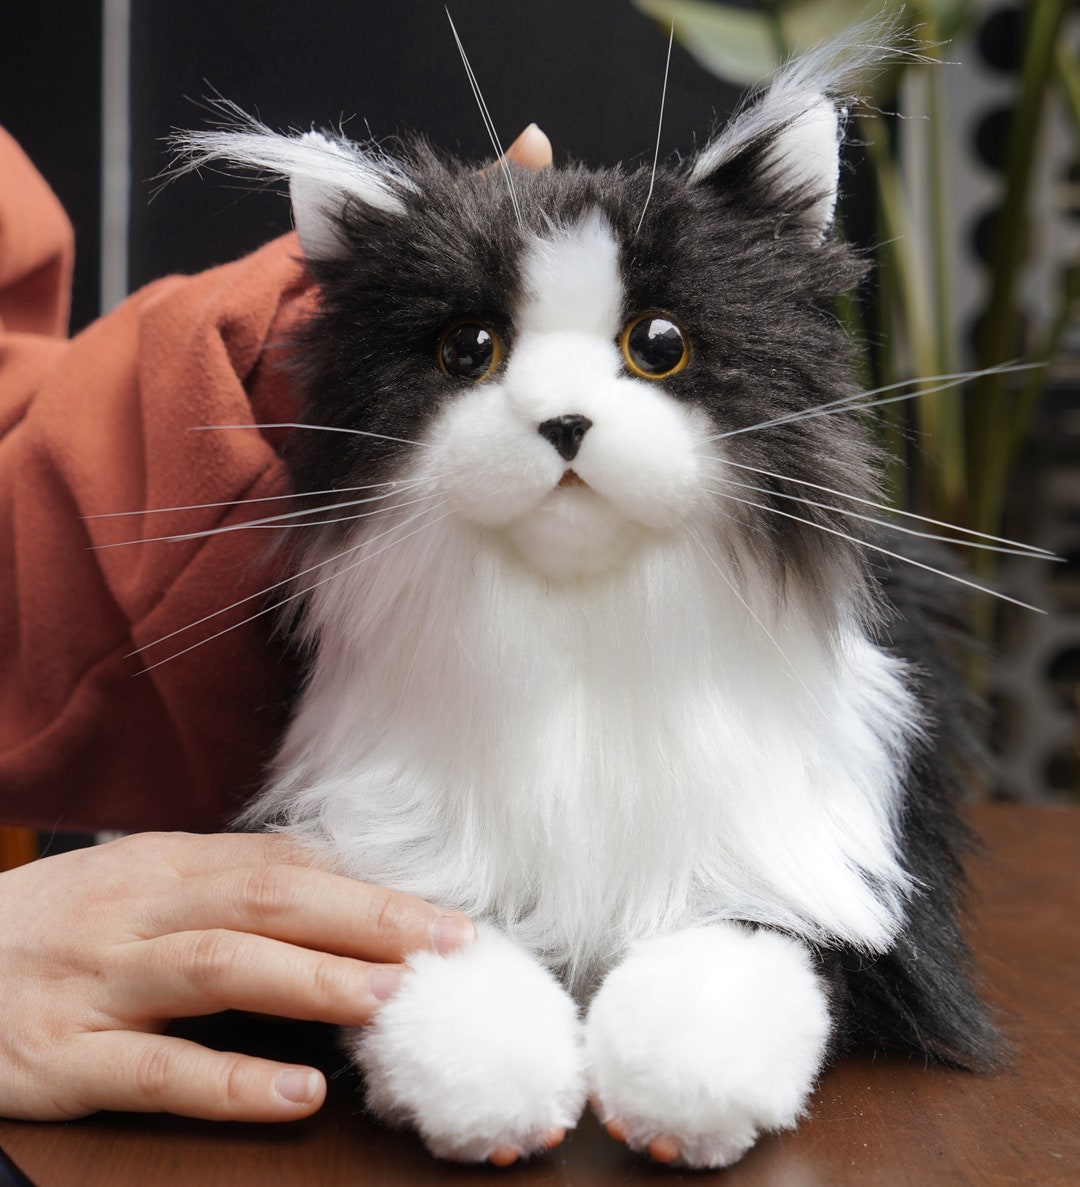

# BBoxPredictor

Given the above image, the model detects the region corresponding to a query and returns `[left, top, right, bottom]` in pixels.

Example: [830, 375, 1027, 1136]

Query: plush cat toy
[174, 33, 1002, 1170]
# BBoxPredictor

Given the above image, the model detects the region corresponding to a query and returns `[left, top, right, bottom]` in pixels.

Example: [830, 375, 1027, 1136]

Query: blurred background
[0, 0, 1077, 866]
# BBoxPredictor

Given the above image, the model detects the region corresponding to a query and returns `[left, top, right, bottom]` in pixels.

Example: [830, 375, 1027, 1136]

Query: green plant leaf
[781, 0, 906, 55]
[914, 0, 974, 40]
[633, 0, 781, 85]
[633, 0, 912, 90]
[1055, 35, 1080, 136]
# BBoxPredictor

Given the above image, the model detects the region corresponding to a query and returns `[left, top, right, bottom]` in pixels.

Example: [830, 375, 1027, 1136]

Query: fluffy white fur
[349, 924, 585, 1161]
[263, 503, 914, 962]
[585, 923, 832, 1168]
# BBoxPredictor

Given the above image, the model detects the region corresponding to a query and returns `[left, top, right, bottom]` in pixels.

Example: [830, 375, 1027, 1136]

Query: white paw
[346, 924, 586, 1163]
[584, 922, 831, 1169]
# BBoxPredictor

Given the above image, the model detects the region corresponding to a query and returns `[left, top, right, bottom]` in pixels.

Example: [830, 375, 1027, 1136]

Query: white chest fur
[255, 511, 915, 981]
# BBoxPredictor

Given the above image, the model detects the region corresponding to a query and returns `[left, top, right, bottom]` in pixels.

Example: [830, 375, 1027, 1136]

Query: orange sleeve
[0, 128, 73, 339]
[0, 127, 312, 832]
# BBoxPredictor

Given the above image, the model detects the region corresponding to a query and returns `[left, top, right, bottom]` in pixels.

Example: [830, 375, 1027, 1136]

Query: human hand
[0, 831, 474, 1122]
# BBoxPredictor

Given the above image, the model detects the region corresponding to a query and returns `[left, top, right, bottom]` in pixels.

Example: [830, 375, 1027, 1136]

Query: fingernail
[368, 964, 405, 1001]
[430, 913, 476, 955]
[275, 1067, 319, 1104]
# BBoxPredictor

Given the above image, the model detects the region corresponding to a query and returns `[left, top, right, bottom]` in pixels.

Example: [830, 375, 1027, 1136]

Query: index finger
[111, 829, 318, 877]
[120, 832, 474, 962]
[140, 860, 474, 964]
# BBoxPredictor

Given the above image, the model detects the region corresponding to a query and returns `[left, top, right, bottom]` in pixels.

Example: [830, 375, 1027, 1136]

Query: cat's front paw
[346, 924, 585, 1164]
[584, 922, 831, 1169]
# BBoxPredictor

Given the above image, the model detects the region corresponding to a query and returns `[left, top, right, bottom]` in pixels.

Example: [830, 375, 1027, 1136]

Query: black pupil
[442, 324, 495, 378]
[627, 317, 684, 375]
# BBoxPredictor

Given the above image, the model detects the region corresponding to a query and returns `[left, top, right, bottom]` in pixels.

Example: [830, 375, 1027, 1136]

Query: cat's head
[175, 44, 881, 605]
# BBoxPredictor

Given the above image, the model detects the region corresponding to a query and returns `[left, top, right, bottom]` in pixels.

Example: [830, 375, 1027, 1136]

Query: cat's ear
[686, 22, 907, 236]
[690, 89, 842, 237]
[287, 131, 412, 260]
[169, 115, 412, 262]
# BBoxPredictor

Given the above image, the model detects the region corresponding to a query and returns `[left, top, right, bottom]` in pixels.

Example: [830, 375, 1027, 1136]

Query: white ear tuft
[169, 113, 414, 263]
[689, 19, 912, 235]
[287, 131, 381, 261]
[689, 90, 841, 235]
[765, 96, 841, 232]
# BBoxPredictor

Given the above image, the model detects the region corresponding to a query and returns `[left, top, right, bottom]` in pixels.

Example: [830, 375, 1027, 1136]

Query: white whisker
[94, 486, 439, 549]
[190, 423, 431, 449]
[710, 457, 1057, 557]
[687, 526, 825, 713]
[127, 496, 443, 660]
[229, 509, 441, 530]
[711, 362, 1040, 441]
[704, 486, 1046, 614]
[635, 19, 674, 238]
[710, 474, 1057, 560]
[83, 478, 413, 520]
[445, 8, 523, 231]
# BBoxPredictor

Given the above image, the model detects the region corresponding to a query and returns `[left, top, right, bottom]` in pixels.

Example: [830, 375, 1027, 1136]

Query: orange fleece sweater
[0, 128, 311, 832]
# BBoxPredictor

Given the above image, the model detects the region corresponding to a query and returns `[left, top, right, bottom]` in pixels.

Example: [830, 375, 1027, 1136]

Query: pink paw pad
[603, 1115, 681, 1165]
[487, 1127, 567, 1166]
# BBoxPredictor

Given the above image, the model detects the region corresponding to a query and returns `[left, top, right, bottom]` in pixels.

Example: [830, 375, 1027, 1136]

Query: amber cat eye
[620, 313, 689, 379]
[438, 322, 503, 380]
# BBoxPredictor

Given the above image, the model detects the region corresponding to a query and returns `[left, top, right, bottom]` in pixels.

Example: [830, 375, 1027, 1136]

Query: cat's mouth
[557, 470, 588, 489]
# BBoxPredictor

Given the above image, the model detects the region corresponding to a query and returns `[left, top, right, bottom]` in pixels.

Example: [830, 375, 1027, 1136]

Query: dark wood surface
[2, 804, 1077, 1186]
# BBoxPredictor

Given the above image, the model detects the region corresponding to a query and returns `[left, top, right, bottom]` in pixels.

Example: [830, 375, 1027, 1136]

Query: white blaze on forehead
[519, 209, 623, 338]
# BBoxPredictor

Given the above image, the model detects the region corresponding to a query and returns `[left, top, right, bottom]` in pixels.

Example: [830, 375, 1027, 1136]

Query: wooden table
[1, 805, 1077, 1186]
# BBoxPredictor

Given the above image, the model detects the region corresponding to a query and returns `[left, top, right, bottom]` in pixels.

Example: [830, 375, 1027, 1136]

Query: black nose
[538, 415, 593, 462]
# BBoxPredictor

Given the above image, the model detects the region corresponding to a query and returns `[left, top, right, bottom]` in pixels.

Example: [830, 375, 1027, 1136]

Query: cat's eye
[620, 313, 689, 379]
[438, 321, 503, 380]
